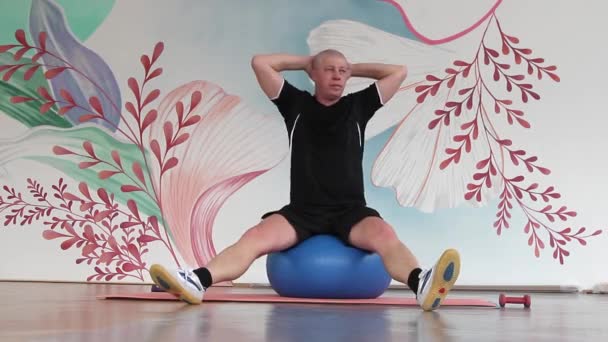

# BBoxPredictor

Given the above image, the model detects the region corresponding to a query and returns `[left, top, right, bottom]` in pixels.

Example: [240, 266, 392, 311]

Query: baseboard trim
[0, 279, 581, 293]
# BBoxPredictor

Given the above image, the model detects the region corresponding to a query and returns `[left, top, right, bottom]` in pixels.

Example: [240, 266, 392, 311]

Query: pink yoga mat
[100, 290, 497, 307]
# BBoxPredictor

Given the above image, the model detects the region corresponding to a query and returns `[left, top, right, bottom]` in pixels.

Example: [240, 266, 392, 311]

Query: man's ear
[309, 70, 317, 82]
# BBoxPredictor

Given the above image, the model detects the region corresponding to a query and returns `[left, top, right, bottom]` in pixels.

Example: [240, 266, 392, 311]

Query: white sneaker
[416, 249, 461, 311]
[150, 264, 205, 304]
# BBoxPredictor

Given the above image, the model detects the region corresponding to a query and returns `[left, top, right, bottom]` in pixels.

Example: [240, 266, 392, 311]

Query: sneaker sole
[149, 264, 202, 305]
[420, 249, 461, 311]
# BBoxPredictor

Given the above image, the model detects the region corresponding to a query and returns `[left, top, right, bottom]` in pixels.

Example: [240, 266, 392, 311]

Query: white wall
[1, 0, 606, 290]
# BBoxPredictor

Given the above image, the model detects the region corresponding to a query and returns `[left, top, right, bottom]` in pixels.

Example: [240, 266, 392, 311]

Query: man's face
[312, 54, 351, 101]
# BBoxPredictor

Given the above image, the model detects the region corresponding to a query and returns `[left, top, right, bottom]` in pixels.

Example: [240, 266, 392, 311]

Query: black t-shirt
[271, 79, 384, 208]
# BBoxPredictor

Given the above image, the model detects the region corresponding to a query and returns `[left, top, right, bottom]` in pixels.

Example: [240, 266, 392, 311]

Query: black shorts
[261, 204, 382, 245]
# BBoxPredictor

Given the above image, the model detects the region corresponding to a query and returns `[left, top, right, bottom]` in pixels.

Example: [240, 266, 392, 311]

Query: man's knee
[238, 215, 296, 255]
[240, 223, 273, 247]
[235, 225, 271, 258]
[351, 217, 399, 248]
[240, 225, 265, 243]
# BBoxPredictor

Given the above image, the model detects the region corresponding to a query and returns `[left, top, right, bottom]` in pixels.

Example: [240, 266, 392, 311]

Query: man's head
[310, 49, 351, 103]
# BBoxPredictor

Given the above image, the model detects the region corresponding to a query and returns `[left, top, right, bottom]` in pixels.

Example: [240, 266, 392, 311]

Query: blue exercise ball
[266, 235, 391, 299]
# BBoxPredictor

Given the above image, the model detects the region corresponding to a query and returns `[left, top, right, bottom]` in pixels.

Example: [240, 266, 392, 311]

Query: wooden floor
[0, 281, 606, 341]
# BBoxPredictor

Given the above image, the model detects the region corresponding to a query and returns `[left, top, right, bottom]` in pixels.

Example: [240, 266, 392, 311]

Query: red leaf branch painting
[415, 14, 601, 263]
[0, 0, 286, 281]
[0, 179, 158, 281]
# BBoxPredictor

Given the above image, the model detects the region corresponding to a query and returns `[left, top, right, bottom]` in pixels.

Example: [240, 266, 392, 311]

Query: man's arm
[350, 63, 408, 104]
[250, 54, 312, 99]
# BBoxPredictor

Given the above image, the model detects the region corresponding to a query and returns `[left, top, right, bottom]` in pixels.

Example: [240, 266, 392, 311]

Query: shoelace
[180, 269, 203, 291]
[419, 269, 431, 291]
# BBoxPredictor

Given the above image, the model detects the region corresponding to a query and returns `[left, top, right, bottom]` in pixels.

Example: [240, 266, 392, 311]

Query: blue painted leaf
[29, 0, 121, 131]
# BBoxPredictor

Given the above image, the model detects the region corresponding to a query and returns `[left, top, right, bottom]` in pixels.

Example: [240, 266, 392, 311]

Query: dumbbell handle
[499, 294, 531, 307]
[503, 296, 526, 302]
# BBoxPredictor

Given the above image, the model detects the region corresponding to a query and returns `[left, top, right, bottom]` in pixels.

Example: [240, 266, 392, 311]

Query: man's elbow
[397, 65, 408, 80]
[251, 54, 277, 73]
[251, 55, 264, 71]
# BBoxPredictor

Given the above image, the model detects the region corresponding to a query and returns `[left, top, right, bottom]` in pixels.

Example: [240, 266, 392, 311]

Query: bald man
[150, 49, 461, 311]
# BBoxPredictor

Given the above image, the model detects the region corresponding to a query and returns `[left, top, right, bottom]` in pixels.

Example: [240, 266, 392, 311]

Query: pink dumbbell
[499, 293, 531, 308]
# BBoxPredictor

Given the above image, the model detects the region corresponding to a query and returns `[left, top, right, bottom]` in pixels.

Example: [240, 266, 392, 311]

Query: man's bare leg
[205, 214, 298, 284]
[150, 214, 297, 304]
[348, 217, 419, 284]
[348, 217, 460, 311]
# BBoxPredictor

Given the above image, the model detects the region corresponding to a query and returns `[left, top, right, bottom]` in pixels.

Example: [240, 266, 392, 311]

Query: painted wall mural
[0, 0, 605, 285]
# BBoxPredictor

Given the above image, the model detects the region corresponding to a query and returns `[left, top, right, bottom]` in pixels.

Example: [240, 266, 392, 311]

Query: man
[150, 50, 461, 311]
